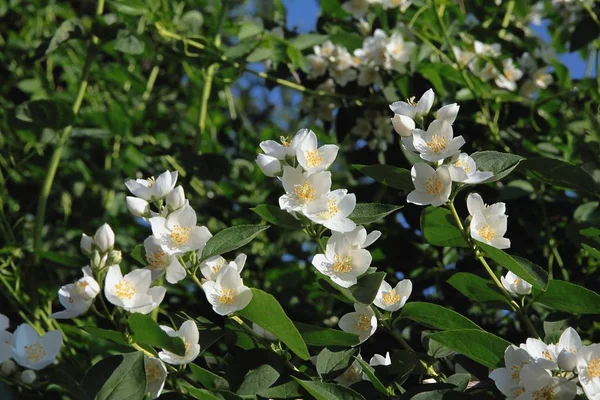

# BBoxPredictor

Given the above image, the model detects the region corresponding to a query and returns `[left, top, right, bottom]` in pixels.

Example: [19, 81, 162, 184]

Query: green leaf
[177, 10, 204, 35]
[29, 99, 75, 129]
[130, 244, 146, 265]
[39, 19, 85, 57]
[294, 322, 360, 347]
[238, 288, 310, 360]
[353, 164, 413, 191]
[446, 373, 471, 391]
[329, 271, 386, 305]
[583, 243, 600, 261]
[543, 312, 572, 343]
[518, 157, 599, 195]
[401, 302, 481, 330]
[293, 378, 365, 400]
[420, 207, 469, 248]
[349, 203, 403, 224]
[258, 380, 302, 399]
[289, 34, 329, 50]
[201, 225, 269, 261]
[353, 356, 387, 395]
[316, 347, 356, 376]
[470, 151, 524, 182]
[83, 352, 147, 400]
[476, 242, 549, 291]
[82, 326, 129, 346]
[251, 204, 303, 230]
[239, 20, 263, 40]
[113, 30, 145, 55]
[320, 0, 351, 18]
[427, 330, 511, 368]
[535, 280, 600, 314]
[237, 364, 280, 395]
[190, 364, 229, 390]
[128, 314, 185, 355]
[447, 272, 507, 303]
[33, 250, 86, 267]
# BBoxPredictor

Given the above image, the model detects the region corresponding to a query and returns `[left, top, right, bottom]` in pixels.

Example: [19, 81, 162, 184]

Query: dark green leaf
[427, 330, 511, 368]
[349, 203, 403, 224]
[447, 272, 507, 303]
[251, 204, 303, 230]
[128, 314, 185, 355]
[29, 99, 75, 129]
[237, 364, 280, 395]
[293, 378, 366, 400]
[201, 225, 269, 261]
[353, 164, 413, 191]
[316, 347, 356, 376]
[40, 19, 85, 57]
[518, 157, 599, 195]
[130, 244, 146, 265]
[353, 356, 387, 395]
[289, 34, 329, 50]
[113, 30, 145, 54]
[401, 302, 481, 330]
[258, 380, 303, 399]
[190, 364, 229, 390]
[535, 280, 600, 314]
[83, 352, 147, 400]
[294, 322, 360, 347]
[82, 326, 129, 346]
[420, 207, 469, 248]
[583, 244, 600, 261]
[470, 151, 524, 182]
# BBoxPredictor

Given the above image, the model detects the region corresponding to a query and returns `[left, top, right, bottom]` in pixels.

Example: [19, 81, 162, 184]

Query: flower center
[294, 182, 316, 203]
[147, 176, 155, 188]
[454, 159, 471, 173]
[218, 288, 237, 305]
[355, 314, 372, 331]
[146, 362, 162, 383]
[533, 386, 554, 400]
[170, 225, 191, 246]
[280, 136, 292, 147]
[211, 259, 227, 274]
[305, 149, 323, 168]
[340, 366, 361, 383]
[25, 342, 47, 362]
[510, 362, 527, 380]
[426, 134, 447, 153]
[513, 278, 520, 286]
[477, 224, 496, 241]
[407, 96, 417, 107]
[424, 176, 444, 195]
[505, 69, 514, 81]
[512, 387, 525, 397]
[332, 254, 352, 273]
[543, 350, 554, 361]
[147, 250, 167, 270]
[318, 198, 339, 220]
[382, 289, 401, 305]
[114, 279, 136, 300]
[588, 357, 600, 378]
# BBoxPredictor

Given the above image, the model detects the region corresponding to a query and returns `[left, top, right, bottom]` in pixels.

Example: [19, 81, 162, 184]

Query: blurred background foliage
[1, 0, 600, 398]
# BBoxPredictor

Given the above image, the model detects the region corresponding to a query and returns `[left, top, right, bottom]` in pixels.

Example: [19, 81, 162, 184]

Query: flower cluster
[491, 326, 600, 399]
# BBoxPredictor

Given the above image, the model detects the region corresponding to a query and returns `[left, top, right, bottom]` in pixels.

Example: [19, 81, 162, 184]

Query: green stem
[33, 0, 105, 258]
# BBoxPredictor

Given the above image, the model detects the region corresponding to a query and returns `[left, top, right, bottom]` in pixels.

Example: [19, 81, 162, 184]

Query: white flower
[370, 352, 391, 367]
[252, 323, 277, 341]
[470, 209, 510, 249]
[385, 32, 415, 66]
[334, 225, 381, 249]
[149, 204, 212, 255]
[335, 356, 364, 387]
[453, 46, 475, 68]
[126, 197, 151, 218]
[312, 235, 372, 288]
[357, 66, 383, 87]
[501, 271, 532, 296]
[11, 324, 63, 370]
[412, 119, 465, 162]
[448, 153, 494, 184]
[478, 62, 499, 82]
[389, 89, 434, 120]
[495, 59, 523, 92]
[533, 69, 553, 89]
[200, 253, 246, 281]
[94, 223, 115, 253]
[20, 369, 36, 384]
[203, 265, 253, 316]
[259, 129, 309, 161]
[307, 54, 328, 78]
[518, 364, 577, 400]
[338, 304, 377, 344]
[1, 360, 17, 375]
[330, 64, 358, 86]
[296, 130, 339, 175]
[577, 344, 600, 399]
[0, 314, 12, 363]
[145, 356, 167, 399]
[143, 236, 187, 284]
[166, 186, 186, 212]
[256, 154, 282, 177]
[489, 345, 533, 399]
[466, 193, 506, 219]
[380, 0, 412, 10]
[305, 189, 356, 233]
[436, 103, 460, 124]
[474, 41, 501, 57]
[279, 166, 331, 214]
[80, 233, 93, 255]
[373, 279, 412, 311]
[354, 29, 388, 67]
[104, 266, 166, 314]
[50, 266, 100, 319]
[158, 320, 200, 365]
[342, 0, 369, 18]
[125, 170, 178, 201]
[391, 114, 415, 137]
[556, 327, 582, 371]
[520, 338, 559, 370]
[407, 163, 452, 207]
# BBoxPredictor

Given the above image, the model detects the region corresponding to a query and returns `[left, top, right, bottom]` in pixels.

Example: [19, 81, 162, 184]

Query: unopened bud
[166, 186, 186, 211]
[80, 234, 93, 256]
[436, 103, 460, 124]
[94, 224, 115, 253]
[391, 114, 415, 137]
[126, 196, 150, 218]
[1, 360, 17, 376]
[20, 369, 36, 384]
[92, 250, 102, 270]
[256, 154, 282, 177]
[106, 250, 122, 266]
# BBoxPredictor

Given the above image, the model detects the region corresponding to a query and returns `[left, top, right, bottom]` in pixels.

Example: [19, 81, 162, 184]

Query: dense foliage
[1, 0, 600, 399]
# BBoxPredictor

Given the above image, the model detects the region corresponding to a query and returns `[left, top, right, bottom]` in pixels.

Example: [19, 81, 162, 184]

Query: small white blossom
[279, 166, 331, 214]
[335, 356, 363, 387]
[436, 103, 460, 124]
[520, 338, 559, 370]
[94, 223, 115, 253]
[391, 114, 415, 137]
[104, 266, 166, 314]
[296, 130, 338, 175]
[373, 279, 412, 312]
[557, 327, 582, 371]
[125, 170, 178, 201]
[518, 364, 577, 400]
[203, 265, 253, 316]
[256, 154, 282, 177]
[577, 344, 600, 399]
[469, 196, 510, 249]
[80, 233, 93, 255]
[0, 314, 12, 363]
[338, 304, 377, 344]
[362, 352, 391, 380]
[149, 204, 212, 255]
[166, 186, 186, 212]
[259, 129, 309, 161]
[489, 345, 533, 399]
[50, 266, 100, 319]
[389, 88, 434, 120]
[335, 225, 381, 249]
[501, 271, 532, 296]
[412, 119, 465, 162]
[143, 236, 186, 284]
[305, 189, 356, 233]
[474, 41, 501, 57]
[466, 193, 506, 219]
[448, 153, 494, 184]
[354, 29, 388, 67]
[11, 324, 63, 370]
[158, 320, 200, 365]
[495, 59, 523, 91]
[200, 253, 246, 281]
[385, 32, 416, 68]
[312, 234, 372, 288]
[126, 197, 151, 218]
[342, 0, 369, 18]
[145, 356, 167, 399]
[407, 163, 452, 207]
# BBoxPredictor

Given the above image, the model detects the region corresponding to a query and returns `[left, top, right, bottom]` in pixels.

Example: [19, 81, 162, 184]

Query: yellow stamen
[532, 386, 554, 400]
[510, 362, 527, 380]
[454, 159, 471, 173]
[355, 314, 372, 331]
[25, 343, 47, 362]
[114, 280, 136, 300]
[219, 288, 237, 305]
[332, 254, 352, 273]
[339, 366, 360, 382]
[588, 357, 600, 378]
[147, 250, 167, 270]
[426, 134, 447, 153]
[407, 96, 417, 107]
[146, 362, 162, 382]
[382, 289, 401, 305]
[305, 149, 323, 168]
[170, 225, 191, 246]
[477, 224, 496, 242]
[424, 176, 444, 195]
[294, 182, 315, 203]
[543, 350, 553, 361]
[280, 136, 292, 147]
[147, 176, 155, 188]
[211, 259, 227, 274]
[318, 198, 339, 220]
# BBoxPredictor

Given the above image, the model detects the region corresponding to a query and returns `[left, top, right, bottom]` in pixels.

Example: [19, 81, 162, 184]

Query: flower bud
[106, 250, 122, 266]
[256, 154, 282, 177]
[20, 370, 36, 384]
[557, 351, 577, 371]
[436, 103, 460, 124]
[80, 234, 93, 256]
[94, 223, 115, 253]
[92, 250, 102, 270]
[166, 186, 186, 211]
[126, 196, 150, 217]
[1, 360, 17, 376]
[391, 114, 415, 137]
